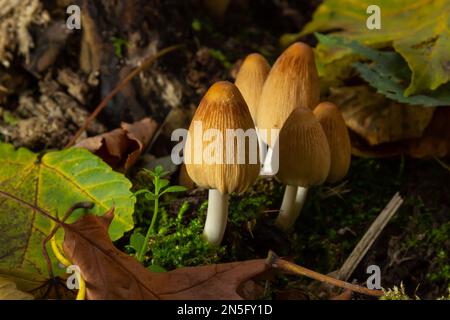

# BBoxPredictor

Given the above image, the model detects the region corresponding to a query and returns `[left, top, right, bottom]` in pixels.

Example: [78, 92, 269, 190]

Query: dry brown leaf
[330, 86, 434, 146]
[75, 117, 158, 171]
[408, 108, 450, 158]
[62, 209, 269, 300]
[330, 289, 353, 300]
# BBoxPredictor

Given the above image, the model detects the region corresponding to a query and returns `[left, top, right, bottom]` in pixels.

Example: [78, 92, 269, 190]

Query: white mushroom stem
[203, 189, 229, 246]
[256, 127, 268, 174]
[275, 185, 308, 231]
[261, 146, 275, 176]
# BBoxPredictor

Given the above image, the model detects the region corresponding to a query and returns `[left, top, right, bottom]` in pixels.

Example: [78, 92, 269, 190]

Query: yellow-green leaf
[295, 0, 450, 95]
[0, 143, 135, 282]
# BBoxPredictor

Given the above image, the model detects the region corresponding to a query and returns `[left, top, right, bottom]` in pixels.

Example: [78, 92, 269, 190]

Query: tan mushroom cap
[314, 102, 351, 183]
[257, 42, 320, 146]
[185, 81, 260, 194]
[275, 107, 330, 187]
[234, 53, 271, 123]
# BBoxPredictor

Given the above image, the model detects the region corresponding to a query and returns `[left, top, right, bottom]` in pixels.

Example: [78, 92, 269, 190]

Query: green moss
[149, 201, 225, 269]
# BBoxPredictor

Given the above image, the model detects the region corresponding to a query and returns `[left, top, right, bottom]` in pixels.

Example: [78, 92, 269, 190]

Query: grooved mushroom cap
[275, 107, 330, 187]
[234, 53, 271, 123]
[314, 102, 351, 183]
[257, 42, 320, 146]
[184, 81, 260, 194]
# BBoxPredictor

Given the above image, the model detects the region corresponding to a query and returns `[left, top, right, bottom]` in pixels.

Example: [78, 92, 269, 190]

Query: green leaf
[129, 231, 145, 254]
[295, 0, 450, 95]
[147, 264, 167, 273]
[317, 34, 450, 107]
[160, 186, 187, 195]
[133, 189, 154, 197]
[145, 193, 157, 201]
[0, 143, 135, 280]
[157, 179, 170, 191]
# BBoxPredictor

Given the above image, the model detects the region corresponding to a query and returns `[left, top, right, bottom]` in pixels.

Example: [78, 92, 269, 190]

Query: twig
[267, 252, 383, 297]
[337, 192, 403, 281]
[65, 44, 183, 148]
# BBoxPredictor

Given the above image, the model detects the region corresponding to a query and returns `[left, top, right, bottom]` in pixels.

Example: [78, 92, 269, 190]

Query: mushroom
[256, 42, 319, 174]
[313, 102, 351, 183]
[274, 107, 330, 231]
[184, 81, 260, 245]
[235, 53, 270, 123]
[234, 53, 271, 171]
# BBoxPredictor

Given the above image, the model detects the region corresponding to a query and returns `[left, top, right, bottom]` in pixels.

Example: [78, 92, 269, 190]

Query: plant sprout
[133, 165, 187, 263]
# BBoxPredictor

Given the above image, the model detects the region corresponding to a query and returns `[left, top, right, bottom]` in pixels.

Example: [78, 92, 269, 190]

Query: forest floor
[0, 0, 449, 299]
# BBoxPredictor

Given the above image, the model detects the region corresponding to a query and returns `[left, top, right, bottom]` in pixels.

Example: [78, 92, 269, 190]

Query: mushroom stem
[256, 128, 267, 172]
[275, 185, 308, 231]
[261, 146, 275, 176]
[203, 189, 229, 246]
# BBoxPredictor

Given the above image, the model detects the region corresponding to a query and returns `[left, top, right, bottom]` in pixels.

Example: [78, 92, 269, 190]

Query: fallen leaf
[62, 209, 269, 300]
[0, 276, 34, 300]
[75, 117, 158, 171]
[330, 289, 353, 300]
[0, 144, 135, 282]
[316, 34, 450, 106]
[329, 86, 435, 146]
[297, 0, 450, 96]
[408, 107, 450, 158]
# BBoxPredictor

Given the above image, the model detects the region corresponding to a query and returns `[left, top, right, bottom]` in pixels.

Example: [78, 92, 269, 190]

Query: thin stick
[267, 252, 383, 297]
[65, 44, 183, 148]
[337, 192, 403, 281]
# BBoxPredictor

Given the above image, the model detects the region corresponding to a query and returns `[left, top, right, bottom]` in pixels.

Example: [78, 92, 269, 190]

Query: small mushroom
[274, 107, 330, 231]
[235, 53, 270, 123]
[184, 81, 260, 245]
[256, 42, 319, 174]
[257, 41, 319, 147]
[234, 53, 271, 171]
[314, 102, 352, 183]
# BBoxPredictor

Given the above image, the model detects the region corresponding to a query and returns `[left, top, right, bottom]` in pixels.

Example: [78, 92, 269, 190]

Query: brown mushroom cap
[234, 53, 271, 123]
[275, 107, 330, 187]
[314, 102, 351, 183]
[257, 42, 320, 146]
[185, 81, 260, 194]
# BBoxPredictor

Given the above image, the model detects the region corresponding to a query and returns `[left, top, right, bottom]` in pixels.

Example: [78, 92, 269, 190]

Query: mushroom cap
[257, 42, 320, 147]
[314, 102, 351, 183]
[185, 81, 260, 194]
[275, 107, 330, 187]
[234, 53, 271, 123]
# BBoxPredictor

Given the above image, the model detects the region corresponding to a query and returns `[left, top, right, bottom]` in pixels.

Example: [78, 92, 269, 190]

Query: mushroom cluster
[184, 41, 351, 245]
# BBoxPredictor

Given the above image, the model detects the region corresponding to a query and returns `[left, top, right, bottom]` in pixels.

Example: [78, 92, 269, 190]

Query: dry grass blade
[337, 192, 404, 281]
